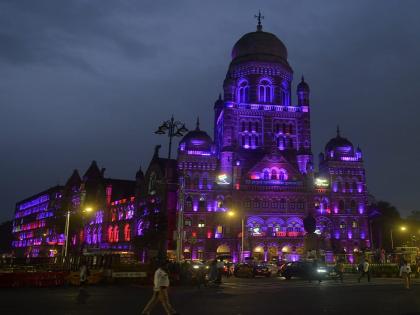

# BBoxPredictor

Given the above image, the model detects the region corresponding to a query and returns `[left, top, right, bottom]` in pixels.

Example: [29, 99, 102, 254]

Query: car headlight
[193, 265, 200, 269]
[317, 268, 327, 273]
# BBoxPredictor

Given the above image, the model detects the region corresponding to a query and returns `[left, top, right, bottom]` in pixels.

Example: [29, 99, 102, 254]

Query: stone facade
[177, 24, 369, 262]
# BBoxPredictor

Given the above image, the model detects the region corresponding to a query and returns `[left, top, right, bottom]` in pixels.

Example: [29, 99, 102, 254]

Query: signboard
[112, 272, 147, 278]
[244, 180, 302, 186]
[314, 178, 329, 187]
[216, 173, 231, 185]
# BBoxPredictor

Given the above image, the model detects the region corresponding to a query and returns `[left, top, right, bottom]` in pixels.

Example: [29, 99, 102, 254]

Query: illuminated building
[12, 186, 64, 258]
[177, 20, 369, 262]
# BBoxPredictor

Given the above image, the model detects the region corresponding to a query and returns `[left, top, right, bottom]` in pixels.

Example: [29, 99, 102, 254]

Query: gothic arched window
[271, 169, 278, 180]
[263, 170, 270, 180]
[258, 79, 272, 103]
[113, 226, 119, 243]
[124, 224, 131, 241]
[185, 196, 193, 211]
[237, 80, 249, 103]
[108, 226, 113, 242]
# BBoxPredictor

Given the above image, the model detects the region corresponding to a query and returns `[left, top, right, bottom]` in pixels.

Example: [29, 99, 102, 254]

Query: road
[1, 275, 420, 315]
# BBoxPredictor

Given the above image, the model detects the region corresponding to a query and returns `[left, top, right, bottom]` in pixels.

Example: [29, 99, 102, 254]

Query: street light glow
[400, 226, 407, 231]
[85, 207, 93, 213]
[227, 211, 235, 217]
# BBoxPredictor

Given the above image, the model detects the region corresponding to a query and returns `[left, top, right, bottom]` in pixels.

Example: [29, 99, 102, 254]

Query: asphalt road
[1, 275, 420, 315]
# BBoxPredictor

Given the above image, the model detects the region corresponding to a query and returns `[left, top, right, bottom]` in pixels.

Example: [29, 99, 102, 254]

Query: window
[202, 177, 208, 190]
[184, 218, 192, 227]
[137, 221, 144, 236]
[198, 220, 205, 228]
[350, 200, 356, 211]
[271, 169, 278, 180]
[339, 200, 345, 212]
[108, 226, 113, 242]
[279, 170, 287, 181]
[280, 199, 286, 209]
[193, 176, 199, 188]
[258, 79, 272, 103]
[199, 196, 206, 211]
[263, 170, 270, 180]
[185, 196, 193, 211]
[352, 220, 358, 228]
[113, 226, 119, 243]
[238, 80, 249, 103]
[289, 124, 294, 134]
[339, 222, 346, 229]
[124, 224, 131, 241]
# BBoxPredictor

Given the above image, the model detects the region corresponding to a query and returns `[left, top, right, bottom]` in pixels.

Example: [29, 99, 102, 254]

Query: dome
[179, 118, 213, 152]
[325, 127, 354, 153]
[231, 29, 289, 65]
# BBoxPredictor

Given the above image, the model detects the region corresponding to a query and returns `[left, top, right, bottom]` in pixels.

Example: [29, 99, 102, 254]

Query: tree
[0, 220, 13, 254]
[370, 201, 402, 251]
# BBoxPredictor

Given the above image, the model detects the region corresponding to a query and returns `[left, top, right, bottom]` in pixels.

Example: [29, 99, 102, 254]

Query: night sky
[1, 0, 419, 222]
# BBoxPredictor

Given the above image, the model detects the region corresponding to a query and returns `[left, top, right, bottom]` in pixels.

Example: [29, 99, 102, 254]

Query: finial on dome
[196, 117, 200, 130]
[218, 93, 222, 101]
[301, 75, 305, 82]
[254, 10, 264, 32]
[336, 125, 341, 137]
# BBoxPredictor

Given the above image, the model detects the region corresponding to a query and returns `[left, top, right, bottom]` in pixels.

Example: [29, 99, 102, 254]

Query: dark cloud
[1, 0, 420, 221]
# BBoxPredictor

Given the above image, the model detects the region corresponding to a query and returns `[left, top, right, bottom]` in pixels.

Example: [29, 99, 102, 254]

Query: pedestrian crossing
[220, 277, 418, 291]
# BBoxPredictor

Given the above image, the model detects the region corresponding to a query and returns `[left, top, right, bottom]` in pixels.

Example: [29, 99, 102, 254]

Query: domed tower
[214, 18, 313, 178]
[318, 127, 369, 254]
[178, 117, 217, 207]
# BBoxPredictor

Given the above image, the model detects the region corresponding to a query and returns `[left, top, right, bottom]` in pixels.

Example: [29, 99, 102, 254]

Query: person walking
[79, 262, 89, 286]
[336, 259, 344, 283]
[358, 259, 370, 283]
[216, 259, 224, 284]
[400, 260, 411, 289]
[141, 261, 180, 315]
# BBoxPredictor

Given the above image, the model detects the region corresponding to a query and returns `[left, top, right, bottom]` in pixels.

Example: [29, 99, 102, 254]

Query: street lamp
[226, 210, 245, 263]
[63, 206, 95, 263]
[155, 116, 188, 159]
[390, 225, 407, 249]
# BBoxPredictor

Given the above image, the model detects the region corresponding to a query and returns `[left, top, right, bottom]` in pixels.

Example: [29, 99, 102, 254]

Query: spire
[195, 116, 200, 130]
[336, 125, 341, 137]
[254, 10, 264, 32]
[301, 75, 305, 83]
[218, 93, 222, 101]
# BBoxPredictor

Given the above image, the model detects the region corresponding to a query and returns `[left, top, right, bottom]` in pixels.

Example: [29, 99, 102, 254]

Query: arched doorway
[253, 245, 264, 261]
[216, 244, 230, 256]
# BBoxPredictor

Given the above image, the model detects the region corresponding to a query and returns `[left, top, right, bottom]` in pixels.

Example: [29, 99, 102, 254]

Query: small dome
[231, 30, 288, 65]
[325, 127, 354, 154]
[179, 118, 213, 152]
[297, 76, 310, 92]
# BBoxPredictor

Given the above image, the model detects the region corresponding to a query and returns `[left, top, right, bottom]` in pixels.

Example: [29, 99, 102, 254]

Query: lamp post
[155, 116, 188, 159]
[227, 211, 245, 262]
[62, 206, 94, 264]
[390, 225, 407, 250]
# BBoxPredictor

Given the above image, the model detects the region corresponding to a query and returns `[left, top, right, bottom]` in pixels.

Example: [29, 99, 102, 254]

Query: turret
[297, 76, 310, 107]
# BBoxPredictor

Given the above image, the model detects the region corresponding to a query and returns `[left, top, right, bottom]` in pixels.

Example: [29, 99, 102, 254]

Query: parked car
[234, 263, 255, 278]
[234, 263, 271, 278]
[280, 261, 329, 280]
[254, 264, 271, 277]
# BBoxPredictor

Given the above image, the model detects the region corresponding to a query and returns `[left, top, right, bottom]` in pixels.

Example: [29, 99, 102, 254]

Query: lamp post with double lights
[226, 210, 245, 263]
[154, 116, 188, 159]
